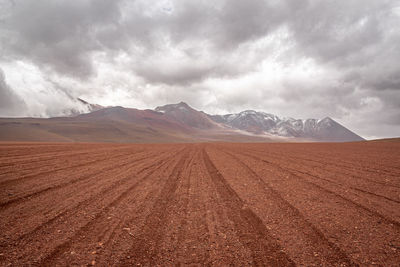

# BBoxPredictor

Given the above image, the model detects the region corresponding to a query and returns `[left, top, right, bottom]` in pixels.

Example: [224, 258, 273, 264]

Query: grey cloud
[0, 0, 290, 84]
[287, 1, 400, 87]
[123, 0, 282, 85]
[2, 0, 399, 85]
[288, 1, 387, 62]
[211, 0, 278, 49]
[134, 63, 216, 86]
[1, 0, 122, 78]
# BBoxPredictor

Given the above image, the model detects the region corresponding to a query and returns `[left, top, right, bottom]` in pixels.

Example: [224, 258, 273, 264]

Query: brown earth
[0, 141, 399, 266]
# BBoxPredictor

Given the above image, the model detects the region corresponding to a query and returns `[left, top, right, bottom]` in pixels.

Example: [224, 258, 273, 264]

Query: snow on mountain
[208, 110, 364, 142]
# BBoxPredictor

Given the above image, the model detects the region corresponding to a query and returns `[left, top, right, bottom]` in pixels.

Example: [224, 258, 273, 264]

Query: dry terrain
[0, 141, 399, 266]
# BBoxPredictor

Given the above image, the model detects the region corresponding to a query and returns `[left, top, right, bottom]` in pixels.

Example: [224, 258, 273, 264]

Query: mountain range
[0, 101, 364, 143]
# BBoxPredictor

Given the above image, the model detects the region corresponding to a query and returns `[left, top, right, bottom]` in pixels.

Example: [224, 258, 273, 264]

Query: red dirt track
[0, 142, 399, 266]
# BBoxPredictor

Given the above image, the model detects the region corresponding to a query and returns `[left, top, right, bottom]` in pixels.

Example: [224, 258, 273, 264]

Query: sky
[0, 0, 399, 139]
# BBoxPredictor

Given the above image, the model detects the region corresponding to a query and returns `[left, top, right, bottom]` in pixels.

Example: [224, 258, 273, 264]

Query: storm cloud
[0, 0, 399, 138]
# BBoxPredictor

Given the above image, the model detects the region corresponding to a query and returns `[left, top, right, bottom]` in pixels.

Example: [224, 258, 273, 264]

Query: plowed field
[0, 142, 399, 266]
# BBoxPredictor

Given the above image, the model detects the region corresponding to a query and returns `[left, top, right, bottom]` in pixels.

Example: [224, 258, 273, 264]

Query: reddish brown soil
[0, 142, 399, 266]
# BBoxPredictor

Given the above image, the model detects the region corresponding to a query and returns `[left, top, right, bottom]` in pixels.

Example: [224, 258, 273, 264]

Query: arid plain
[0, 141, 399, 266]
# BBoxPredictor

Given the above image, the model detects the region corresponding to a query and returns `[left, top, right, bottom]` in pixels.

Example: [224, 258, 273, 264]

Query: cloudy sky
[0, 0, 399, 139]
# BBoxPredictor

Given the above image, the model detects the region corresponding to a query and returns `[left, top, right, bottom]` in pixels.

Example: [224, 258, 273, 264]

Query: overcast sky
[0, 0, 399, 139]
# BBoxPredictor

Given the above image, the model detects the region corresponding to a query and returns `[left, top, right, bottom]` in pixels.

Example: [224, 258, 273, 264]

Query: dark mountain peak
[155, 102, 218, 129]
[170, 101, 191, 109]
[320, 116, 334, 122]
[178, 101, 189, 106]
[155, 101, 193, 113]
[240, 110, 257, 114]
[317, 117, 338, 128]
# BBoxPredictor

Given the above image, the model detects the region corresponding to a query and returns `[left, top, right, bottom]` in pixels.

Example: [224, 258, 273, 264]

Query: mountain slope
[208, 110, 364, 142]
[75, 106, 192, 134]
[0, 102, 364, 143]
[0, 106, 195, 143]
[155, 102, 219, 129]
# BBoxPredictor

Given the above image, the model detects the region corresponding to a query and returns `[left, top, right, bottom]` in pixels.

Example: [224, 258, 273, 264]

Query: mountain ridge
[0, 101, 364, 143]
[206, 109, 363, 142]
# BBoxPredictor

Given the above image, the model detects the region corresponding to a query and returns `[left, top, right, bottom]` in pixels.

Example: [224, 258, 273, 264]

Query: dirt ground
[0, 142, 399, 266]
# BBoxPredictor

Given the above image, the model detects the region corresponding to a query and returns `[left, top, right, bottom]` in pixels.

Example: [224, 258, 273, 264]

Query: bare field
[0, 142, 399, 266]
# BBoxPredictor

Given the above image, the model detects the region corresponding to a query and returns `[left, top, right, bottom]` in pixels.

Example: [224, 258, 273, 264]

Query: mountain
[0, 102, 364, 143]
[209, 110, 280, 134]
[209, 110, 364, 142]
[155, 102, 219, 129]
[0, 107, 194, 143]
[75, 106, 193, 134]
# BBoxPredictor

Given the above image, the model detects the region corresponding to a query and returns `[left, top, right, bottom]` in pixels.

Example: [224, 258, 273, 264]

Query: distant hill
[0, 101, 365, 143]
